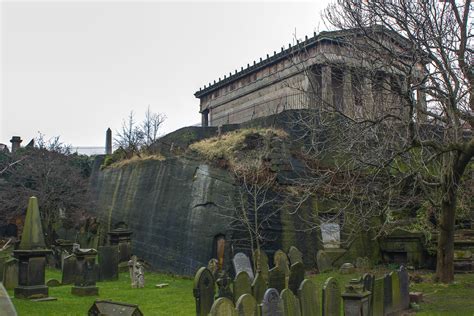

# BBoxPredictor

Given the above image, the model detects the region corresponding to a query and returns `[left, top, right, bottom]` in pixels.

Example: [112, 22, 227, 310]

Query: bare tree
[142, 106, 166, 149]
[288, 0, 472, 283]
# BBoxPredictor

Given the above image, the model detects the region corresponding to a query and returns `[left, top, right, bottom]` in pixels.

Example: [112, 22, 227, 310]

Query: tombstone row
[194, 264, 410, 316]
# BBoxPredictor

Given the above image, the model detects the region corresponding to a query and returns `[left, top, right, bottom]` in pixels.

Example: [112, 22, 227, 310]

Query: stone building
[195, 28, 426, 126]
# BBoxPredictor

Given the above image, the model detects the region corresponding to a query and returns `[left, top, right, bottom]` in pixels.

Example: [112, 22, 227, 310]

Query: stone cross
[128, 255, 144, 288]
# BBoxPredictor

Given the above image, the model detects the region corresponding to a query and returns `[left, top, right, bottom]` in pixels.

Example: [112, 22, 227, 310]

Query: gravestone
[383, 274, 393, 315]
[398, 266, 410, 310]
[322, 277, 341, 316]
[321, 223, 340, 249]
[108, 228, 133, 263]
[3, 258, 18, 290]
[193, 267, 215, 316]
[273, 250, 290, 279]
[372, 277, 384, 316]
[251, 272, 266, 305]
[281, 288, 301, 316]
[288, 246, 303, 265]
[316, 251, 332, 272]
[210, 297, 236, 316]
[339, 263, 355, 274]
[233, 253, 254, 281]
[98, 245, 119, 281]
[253, 249, 269, 284]
[46, 279, 61, 287]
[261, 288, 283, 316]
[14, 197, 52, 299]
[298, 279, 320, 316]
[128, 256, 145, 288]
[235, 293, 257, 316]
[88, 300, 143, 316]
[288, 262, 305, 294]
[0, 283, 17, 316]
[216, 273, 233, 300]
[390, 271, 401, 313]
[362, 274, 374, 316]
[61, 254, 76, 285]
[268, 266, 286, 293]
[233, 271, 252, 303]
[71, 248, 99, 296]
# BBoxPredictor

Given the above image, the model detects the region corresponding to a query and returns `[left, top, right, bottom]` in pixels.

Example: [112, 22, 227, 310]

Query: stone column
[105, 128, 112, 155]
[10, 136, 22, 153]
[342, 69, 354, 116]
[321, 65, 333, 108]
[362, 77, 374, 119]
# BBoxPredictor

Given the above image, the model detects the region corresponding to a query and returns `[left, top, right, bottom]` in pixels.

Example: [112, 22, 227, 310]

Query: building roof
[194, 26, 411, 99]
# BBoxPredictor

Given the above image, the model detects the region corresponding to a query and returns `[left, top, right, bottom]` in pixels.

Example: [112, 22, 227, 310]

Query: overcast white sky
[1, 0, 330, 148]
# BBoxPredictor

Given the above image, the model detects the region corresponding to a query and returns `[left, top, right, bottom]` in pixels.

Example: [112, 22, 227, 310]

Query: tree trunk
[435, 197, 456, 283]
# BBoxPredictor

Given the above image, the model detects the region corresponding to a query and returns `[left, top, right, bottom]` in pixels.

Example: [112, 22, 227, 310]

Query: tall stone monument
[13, 197, 52, 299]
[105, 128, 112, 155]
[71, 248, 99, 296]
[108, 227, 133, 263]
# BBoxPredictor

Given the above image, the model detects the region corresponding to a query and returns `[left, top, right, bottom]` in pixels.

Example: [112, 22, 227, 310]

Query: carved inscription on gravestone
[261, 288, 283, 316]
[233, 253, 254, 281]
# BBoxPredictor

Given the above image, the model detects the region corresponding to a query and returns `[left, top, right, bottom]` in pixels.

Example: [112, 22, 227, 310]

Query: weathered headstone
[321, 223, 340, 249]
[383, 273, 393, 315]
[14, 197, 52, 299]
[71, 248, 99, 296]
[288, 246, 303, 265]
[261, 288, 283, 316]
[268, 266, 286, 293]
[88, 299, 143, 316]
[3, 258, 18, 290]
[339, 263, 355, 274]
[288, 262, 305, 294]
[273, 250, 290, 279]
[46, 279, 61, 287]
[0, 283, 17, 316]
[128, 256, 145, 288]
[61, 254, 76, 285]
[281, 288, 301, 316]
[251, 272, 266, 305]
[210, 297, 236, 316]
[398, 266, 410, 310]
[235, 293, 257, 316]
[253, 249, 269, 284]
[341, 278, 371, 316]
[216, 273, 233, 300]
[322, 277, 341, 316]
[298, 279, 320, 316]
[98, 245, 119, 281]
[316, 250, 332, 272]
[390, 271, 401, 313]
[233, 271, 252, 303]
[372, 277, 384, 316]
[193, 267, 215, 316]
[233, 253, 254, 281]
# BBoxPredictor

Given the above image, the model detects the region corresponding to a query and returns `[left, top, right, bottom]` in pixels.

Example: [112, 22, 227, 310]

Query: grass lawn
[9, 268, 474, 315]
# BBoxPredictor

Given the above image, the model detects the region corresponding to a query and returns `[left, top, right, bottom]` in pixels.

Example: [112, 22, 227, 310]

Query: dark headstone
[268, 266, 286, 293]
[398, 266, 410, 310]
[233, 253, 254, 281]
[0, 283, 17, 316]
[3, 258, 18, 290]
[383, 274, 393, 315]
[252, 272, 267, 305]
[288, 262, 305, 294]
[298, 279, 320, 316]
[390, 271, 401, 313]
[233, 271, 252, 303]
[316, 250, 332, 272]
[193, 267, 215, 316]
[88, 299, 143, 316]
[288, 246, 303, 265]
[108, 228, 133, 263]
[61, 254, 76, 285]
[372, 277, 384, 316]
[98, 245, 119, 281]
[281, 288, 301, 316]
[71, 249, 99, 296]
[261, 288, 283, 316]
[235, 293, 257, 316]
[322, 277, 341, 316]
[210, 297, 236, 316]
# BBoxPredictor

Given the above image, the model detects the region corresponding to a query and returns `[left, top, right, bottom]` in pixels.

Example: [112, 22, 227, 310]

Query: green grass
[9, 268, 474, 315]
[10, 269, 195, 316]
